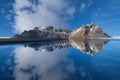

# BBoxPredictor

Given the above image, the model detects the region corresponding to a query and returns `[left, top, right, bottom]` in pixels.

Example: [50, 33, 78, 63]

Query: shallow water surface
[0, 40, 120, 80]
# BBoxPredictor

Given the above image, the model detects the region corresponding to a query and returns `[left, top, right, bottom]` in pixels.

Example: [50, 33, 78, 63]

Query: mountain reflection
[70, 39, 108, 55]
[24, 39, 109, 55]
[24, 40, 70, 51]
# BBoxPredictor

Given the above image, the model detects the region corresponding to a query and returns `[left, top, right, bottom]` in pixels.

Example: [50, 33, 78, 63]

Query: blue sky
[0, 0, 120, 37]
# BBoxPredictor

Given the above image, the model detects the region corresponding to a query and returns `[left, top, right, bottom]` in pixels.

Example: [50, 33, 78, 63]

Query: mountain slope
[70, 23, 110, 39]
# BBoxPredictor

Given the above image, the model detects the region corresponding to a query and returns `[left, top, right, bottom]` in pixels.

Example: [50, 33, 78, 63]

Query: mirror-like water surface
[0, 40, 120, 80]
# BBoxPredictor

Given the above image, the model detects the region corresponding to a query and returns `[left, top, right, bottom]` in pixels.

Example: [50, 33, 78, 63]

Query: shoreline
[0, 38, 67, 44]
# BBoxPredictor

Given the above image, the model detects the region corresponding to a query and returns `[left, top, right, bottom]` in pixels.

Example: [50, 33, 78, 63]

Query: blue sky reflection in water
[0, 40, 120, 80]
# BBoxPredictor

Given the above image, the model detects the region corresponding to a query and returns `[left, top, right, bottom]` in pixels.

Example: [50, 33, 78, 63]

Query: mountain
[12, 26, 70, 40]
[0, 23, 111, 43]
[70, 23, 110, 39]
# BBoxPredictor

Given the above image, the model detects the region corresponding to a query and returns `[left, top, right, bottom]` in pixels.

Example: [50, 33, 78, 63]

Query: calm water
[0, 39, 120, 80]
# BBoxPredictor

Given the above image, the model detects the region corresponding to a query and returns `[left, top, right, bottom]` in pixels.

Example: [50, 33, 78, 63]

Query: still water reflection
[25, 39, 108, 55]
[0, 39, 120, 80]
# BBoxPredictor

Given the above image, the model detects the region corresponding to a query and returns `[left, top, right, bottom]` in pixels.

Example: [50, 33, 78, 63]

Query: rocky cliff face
[70, 23, 110, 39]
[12, 23, 110, 40]
[12, 27, 70, 40]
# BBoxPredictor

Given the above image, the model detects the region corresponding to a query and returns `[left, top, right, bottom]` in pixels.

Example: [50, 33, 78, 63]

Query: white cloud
[13, 46, 76, 80]
[87, 0, 93, 7]
[5, 14, 12, 21]
[92, 7, 120, 26]
[80, 3, 86, 12]
[9, 10, 14, 13]
[80, 0, 93, 13]
[66, 7, 76, 18]
[13, 0, 76, 33]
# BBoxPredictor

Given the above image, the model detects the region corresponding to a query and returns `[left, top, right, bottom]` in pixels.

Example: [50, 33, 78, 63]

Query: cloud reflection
[13, 41, 93, 80]
[14, 46, 73, 80]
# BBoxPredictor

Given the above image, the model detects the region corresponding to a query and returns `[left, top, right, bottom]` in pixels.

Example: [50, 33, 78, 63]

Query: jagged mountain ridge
[12, 23, 110, 40]
[70, 23, 110, 39]
[12, 26, 70, 40]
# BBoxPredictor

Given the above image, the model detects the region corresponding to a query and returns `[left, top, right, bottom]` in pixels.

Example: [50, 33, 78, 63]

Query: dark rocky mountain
[12, 26, 71, 40]
[70, 23, 110, 39]
[12, 23, 110, 40]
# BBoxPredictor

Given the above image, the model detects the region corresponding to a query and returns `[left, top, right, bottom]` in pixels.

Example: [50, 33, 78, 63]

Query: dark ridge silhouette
[0, 26, 71, 43]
